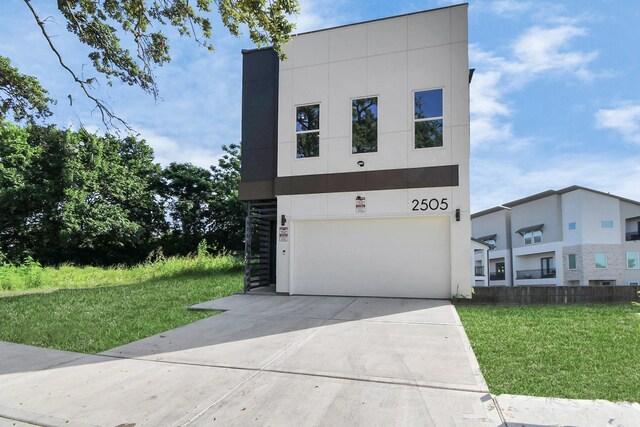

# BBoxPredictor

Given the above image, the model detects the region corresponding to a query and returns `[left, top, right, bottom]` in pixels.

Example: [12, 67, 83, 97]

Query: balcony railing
[516, 269, 556, 280]
[490, 273, 506, 281]
[626, 231, 640, 241]
[474, 266, 485, 277]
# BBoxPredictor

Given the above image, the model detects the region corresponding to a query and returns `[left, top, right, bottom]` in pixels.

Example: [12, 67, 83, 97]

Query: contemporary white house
[472, 186, 640, 287]
[238, 4, 472, 298]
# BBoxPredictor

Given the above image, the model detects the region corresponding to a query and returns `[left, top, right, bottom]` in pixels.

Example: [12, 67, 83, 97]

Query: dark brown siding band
[238, 180, 275, 201]
[272, 165, 458, 196]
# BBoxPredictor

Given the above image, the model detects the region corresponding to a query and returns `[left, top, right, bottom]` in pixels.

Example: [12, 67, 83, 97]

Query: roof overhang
[516, 224, 544, 235]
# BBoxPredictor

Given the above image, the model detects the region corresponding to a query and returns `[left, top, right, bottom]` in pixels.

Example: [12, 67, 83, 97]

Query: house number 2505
[411, 198, 449, 211]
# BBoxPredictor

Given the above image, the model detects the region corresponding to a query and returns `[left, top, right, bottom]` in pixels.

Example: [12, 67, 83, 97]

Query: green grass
[0, 255, 243, 354]
[457, 304, 640, 402]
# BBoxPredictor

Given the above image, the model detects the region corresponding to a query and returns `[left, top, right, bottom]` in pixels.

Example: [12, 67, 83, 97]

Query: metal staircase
[244, 200, 277, 292]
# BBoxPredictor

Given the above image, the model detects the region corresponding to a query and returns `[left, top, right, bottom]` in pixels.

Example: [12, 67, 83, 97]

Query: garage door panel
[292, 217, 450, 298]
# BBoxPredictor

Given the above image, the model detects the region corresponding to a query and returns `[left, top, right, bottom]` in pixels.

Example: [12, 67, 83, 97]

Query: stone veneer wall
[562, 244, 624, 285]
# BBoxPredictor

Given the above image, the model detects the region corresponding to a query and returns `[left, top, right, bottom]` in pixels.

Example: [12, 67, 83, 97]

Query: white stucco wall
[560, 189, 623, 245]
[275, 5, 471, 297]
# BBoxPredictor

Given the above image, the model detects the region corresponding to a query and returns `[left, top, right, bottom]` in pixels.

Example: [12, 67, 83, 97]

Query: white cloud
[471, 154, 640, 212]
[470, 23, 597, 149]
[136, 128, 223, 169]
[292, 0, 342, 33]
[469, 66, 513, 146]
[508, 25, 598, 84]
[595, 102, 640, 145]
[490, 0, 535, 16]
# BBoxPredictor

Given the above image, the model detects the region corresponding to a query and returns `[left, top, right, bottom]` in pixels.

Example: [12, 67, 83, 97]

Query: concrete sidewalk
[0, 294, 638, 426]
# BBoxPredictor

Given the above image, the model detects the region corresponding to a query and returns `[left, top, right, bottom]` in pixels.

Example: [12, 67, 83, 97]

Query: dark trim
[472, 238, 492, 248]
[240, 48, 279, 195]
[471, 205, 509, 219]
[239, 181, 275, 201]
[503, 186, 640, 209]
[516, 224, 544, 236]
[477, 234, 497, 242]
[272, 165, 458, 196]
[473, 185, 640, 218]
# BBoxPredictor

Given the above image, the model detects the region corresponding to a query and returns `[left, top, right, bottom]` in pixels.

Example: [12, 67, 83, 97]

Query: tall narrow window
[595, 253, 607, 269]
[628, 252, 639, 269]
[352, 97, 378, 153]
[296, 104, 320, 158]
[414, 89, 443, 148]
[541, 257, 555, 278]
[568, 254, 577, 270]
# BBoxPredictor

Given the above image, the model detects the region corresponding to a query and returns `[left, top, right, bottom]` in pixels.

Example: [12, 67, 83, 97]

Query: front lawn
[0, 256, 243, 354]
[457, 304, 640, 402]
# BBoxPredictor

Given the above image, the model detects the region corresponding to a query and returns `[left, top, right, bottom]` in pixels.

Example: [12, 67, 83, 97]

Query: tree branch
[23, 0, 132, 131]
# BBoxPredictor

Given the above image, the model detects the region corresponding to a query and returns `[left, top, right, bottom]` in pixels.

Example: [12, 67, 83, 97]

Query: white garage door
[291, 217, 451, 298]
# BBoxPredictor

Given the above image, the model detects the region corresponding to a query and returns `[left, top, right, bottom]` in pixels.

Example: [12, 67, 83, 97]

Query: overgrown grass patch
[0, 254, 242, 294]
[457, 304, 640, 402]
[0, 255, 243, 353]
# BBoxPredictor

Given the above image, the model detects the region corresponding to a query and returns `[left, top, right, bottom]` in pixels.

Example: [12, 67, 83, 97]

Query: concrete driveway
[0, 295, 501, 426]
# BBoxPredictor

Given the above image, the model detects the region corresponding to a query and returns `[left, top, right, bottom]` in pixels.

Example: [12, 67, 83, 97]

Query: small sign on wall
[279, 226, 289, 242]
[355, 194, 366, 213]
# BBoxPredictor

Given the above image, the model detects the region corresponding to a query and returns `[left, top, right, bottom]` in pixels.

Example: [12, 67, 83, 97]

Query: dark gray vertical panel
[240, 48, 279, 199]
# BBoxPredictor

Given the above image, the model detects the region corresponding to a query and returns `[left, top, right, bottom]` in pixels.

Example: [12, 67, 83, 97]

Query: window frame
[600, 220, 614, 229]
[294, 103, 321, 159]
[595, 253, 608, 269]
[523, 230, 542, 245]
[412, 88, 444, 150]
[627, 252, 639, 269]
[351, 96, 379, 155]
[568, 254, 577, 270]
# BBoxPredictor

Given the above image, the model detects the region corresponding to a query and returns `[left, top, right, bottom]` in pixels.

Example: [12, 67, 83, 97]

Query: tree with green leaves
[208, 143, 244, 252]
[60, 130, 165, 264]
[157, 144, 244, 256]
[0, 121, 164, 265]
[158, 162, 216, 255]
[2, 0, 299, 127]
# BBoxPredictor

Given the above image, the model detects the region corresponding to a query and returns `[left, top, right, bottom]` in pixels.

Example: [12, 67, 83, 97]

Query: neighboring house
[471, 206, 512, 286]
[472, 238, 491, 287]
[472, 186, 640, 286]
[238, 4, 472, 298]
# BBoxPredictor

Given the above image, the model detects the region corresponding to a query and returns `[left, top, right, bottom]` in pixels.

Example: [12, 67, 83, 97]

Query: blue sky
[2, 0, 639, 212]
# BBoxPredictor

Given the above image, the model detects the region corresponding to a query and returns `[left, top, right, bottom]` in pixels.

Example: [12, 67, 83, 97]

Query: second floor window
[524, 230, 542, 245]
[296, 104, 320, 158]
[568, 222, 576, 230]
[414, 89, 443, 148]
[352, 97, 378, 154]
[601, 220, 614, 229]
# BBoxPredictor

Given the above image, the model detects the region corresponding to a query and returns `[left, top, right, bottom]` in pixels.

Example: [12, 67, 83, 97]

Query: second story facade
[472, 186, 640, 287]
[238, 4, 473, 298]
